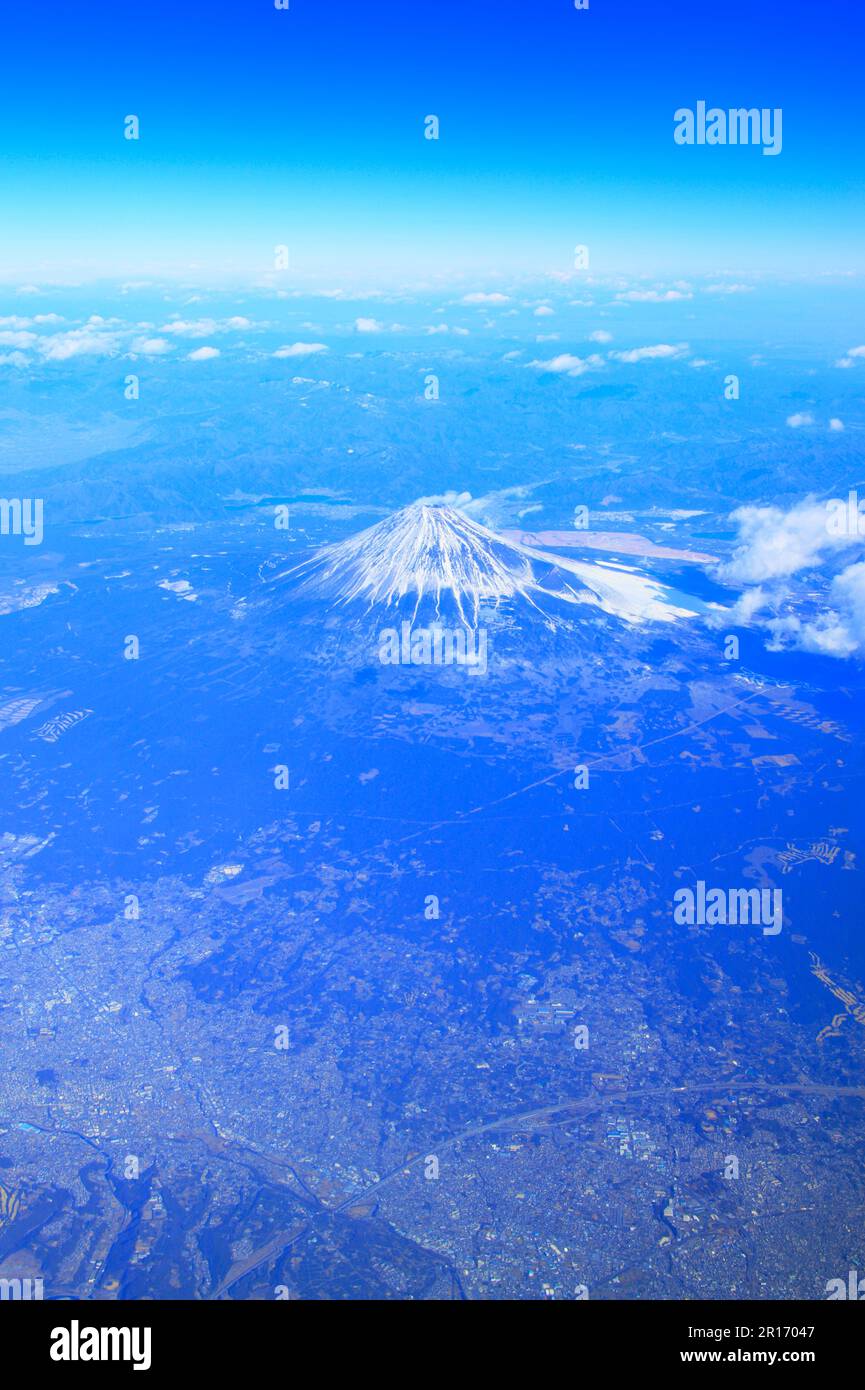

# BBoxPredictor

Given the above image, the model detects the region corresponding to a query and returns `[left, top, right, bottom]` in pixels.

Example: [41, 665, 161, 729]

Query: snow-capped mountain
[275, 502, 704, 630]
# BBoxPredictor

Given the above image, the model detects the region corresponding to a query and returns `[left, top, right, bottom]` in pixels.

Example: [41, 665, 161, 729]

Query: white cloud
[616, 289, 692, 303]
[273, 342, 329, 358]
[786, 412, 814, 428]
[609, 343, 689, 363]
[355, 317, 383, 332]
[534, 305, 555, 317]
[130, 337, 173, 355]
[717, 497, 860, 585]
[704, 283, 753, 295]
[461, 292, 509, 305]
[589, 330, 612, 343]
[715, 500, 865, 658]
[37, 326, 122, 360]
[0, 330, 36, 349]
[717, 586, 772, 626]
[415, 489, 475, 508]
[836, 346, 865, 368]
[0, 314, 61, 328]
[820, 562, 865, 652]
[0, 311, 249, 363]
[528, 352, 603, 377]
[161, 318, 218, 337]
[187, 346, 220, 361]
[829, 418, 845, 432]
[160, 316, 252, 338]
[762, 563, 865, 657]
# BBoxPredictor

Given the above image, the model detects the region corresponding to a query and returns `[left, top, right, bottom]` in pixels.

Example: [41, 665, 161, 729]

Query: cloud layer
[717, 497, 865, 658]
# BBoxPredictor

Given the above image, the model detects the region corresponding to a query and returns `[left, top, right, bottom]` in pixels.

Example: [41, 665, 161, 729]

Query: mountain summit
[281, 501, 703, 629]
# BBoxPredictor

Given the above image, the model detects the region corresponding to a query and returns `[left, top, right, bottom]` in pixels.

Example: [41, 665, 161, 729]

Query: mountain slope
[276, 501, 704, 629]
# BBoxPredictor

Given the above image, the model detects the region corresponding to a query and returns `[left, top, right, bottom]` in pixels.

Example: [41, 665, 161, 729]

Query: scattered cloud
[425, 324, 469, 336]
[355, 317, 383, 332]
[609, 343, 689, 363]
[187, 346, 220, 361]
[273, 342, 328, 358]
[615, 289, 692, 303]
[461, 292, 509, 305]
[717, 498, 858, 585]
[160, 316, 252, 338]
[528, 352, 603, 377]
[786, 412, 814, 428]
[716, 499, 865, 657]
[37, 321, 123, 360]
[757, 563, 865, 658]
[0, 330, 37, 349]
[415, 489, 475, 508]
[130, 337, 173, 355]
[0, 314, 62, 328]
[0, 309, 258, 365]
[589, 330, 613, 343]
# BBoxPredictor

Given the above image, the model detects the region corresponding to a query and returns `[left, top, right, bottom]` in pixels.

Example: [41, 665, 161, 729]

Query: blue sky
[1, 0, 863, 282]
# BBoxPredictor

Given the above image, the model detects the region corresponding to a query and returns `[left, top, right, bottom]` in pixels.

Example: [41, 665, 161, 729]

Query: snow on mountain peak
[283, 501, 703, 629]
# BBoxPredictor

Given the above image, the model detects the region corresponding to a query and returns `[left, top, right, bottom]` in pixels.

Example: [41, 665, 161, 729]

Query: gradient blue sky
[1, 0, 863, 282]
